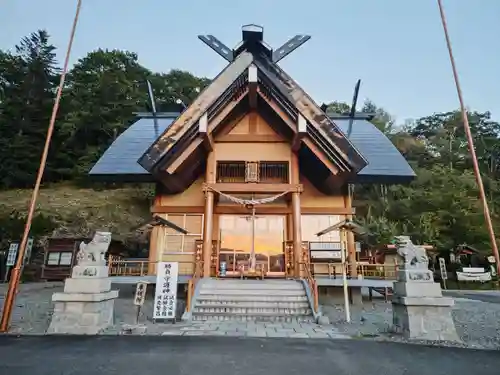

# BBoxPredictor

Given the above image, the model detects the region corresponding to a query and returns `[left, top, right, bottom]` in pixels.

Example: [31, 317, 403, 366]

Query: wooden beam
[163, 90, 249, 175]
[151, 205, 355, 215]
[292, 114, 307, 151]
[215, 112, 247, 137]
[257, 88, 297, 133]
[166, 138, 203, 174]
[198, 112, 214, 152]
[302, 138, 339, 175]
[207, 87, 249, 133]
[158, 174, 186, 194]
[198, 112, 208, 133]
[216, 134, 286, 143]
[205, 183, 301, 194]
[248, 65, 258, 109]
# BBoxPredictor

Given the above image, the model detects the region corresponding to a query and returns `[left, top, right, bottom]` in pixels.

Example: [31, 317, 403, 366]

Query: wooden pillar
[148, 184, 162, 275]
[343, 185, 357, 278]
[292, 192, 302, 277]
[290, 152, 302, 278]
[203, 151, 216, 277]
[202, 191, 214, 277]
[148, 226, 159, 275]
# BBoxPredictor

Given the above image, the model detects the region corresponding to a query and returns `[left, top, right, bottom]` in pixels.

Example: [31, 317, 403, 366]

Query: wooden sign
[23, 238, 34, 265]
[6, 243, 19, 267]
[438, 257, 447, 280]
[153, 262, 179, 320]
[134, 282, 148, 306]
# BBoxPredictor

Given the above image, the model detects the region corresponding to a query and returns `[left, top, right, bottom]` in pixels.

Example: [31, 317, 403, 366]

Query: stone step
[193, 306, 312, 315]
[195, 301, 310, 309]
[197, 295, 309, 303]
[191, 312, 315, 323]
[202, 280, 304, 291]
[199, 289, 306, 296]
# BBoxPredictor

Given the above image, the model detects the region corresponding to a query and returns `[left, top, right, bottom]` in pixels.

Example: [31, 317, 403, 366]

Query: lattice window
[162, 214, 204, 254]
[217, 161, 289, 183]
[216, 161, 246, 183]
[259, 162, 289, 183]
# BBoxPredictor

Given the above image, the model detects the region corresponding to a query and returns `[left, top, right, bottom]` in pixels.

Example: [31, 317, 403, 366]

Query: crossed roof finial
[198, 25, 311, 64]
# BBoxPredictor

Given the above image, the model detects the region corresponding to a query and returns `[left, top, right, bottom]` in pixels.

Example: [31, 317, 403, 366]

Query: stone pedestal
[392, 251, 459, 342]
[47, 265, 118, 334]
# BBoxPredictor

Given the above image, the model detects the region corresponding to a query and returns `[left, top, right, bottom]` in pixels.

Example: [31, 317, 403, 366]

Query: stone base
[393, 281, 443, 298]
[318, 286, 366, 306]
[71, 265, 109, 278]
[47, 290, 118, 334]
[64, 278, 111, 294]
[392, 297, 460, 342]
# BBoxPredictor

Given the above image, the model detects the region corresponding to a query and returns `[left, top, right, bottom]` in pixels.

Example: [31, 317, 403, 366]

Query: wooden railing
[300, 262, 319, 313]
[300, 245, 318, 313]
[108, 257, 200, 277]
[309, 262, 398, 280]
[186, 240, 204, 312]
[108, 256, 152, 276]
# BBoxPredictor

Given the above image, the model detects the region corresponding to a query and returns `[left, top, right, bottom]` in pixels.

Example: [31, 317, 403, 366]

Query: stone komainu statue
[394, 235, 429, 270]
[76, 231, 112, 265]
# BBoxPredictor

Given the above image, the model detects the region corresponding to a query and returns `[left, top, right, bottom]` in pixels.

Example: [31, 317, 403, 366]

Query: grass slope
[0, 183, 153, 241]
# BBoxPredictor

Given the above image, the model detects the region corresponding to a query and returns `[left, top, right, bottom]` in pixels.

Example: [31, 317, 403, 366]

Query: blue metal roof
[89, 115, 415, 183]
[334, 119, 416, 183]
[89, 116, 175, 180]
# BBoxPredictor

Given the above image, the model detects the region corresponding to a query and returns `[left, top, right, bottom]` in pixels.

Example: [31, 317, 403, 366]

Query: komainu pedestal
[392, 236, 459, 342]
[47, 232, 118, 334]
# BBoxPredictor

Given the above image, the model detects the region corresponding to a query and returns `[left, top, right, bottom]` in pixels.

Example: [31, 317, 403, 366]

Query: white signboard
[310, 251, 341, 259]
[153, 262, 178, 320]
[134, 282, 148, 306]
[462, 267, 485, 273]
[24, 238, 34, 265]
[309, 242, 341, 251]
[457, 271, 492, 282]
[6, 243, 19, 266]
[438, 257, 447, 280]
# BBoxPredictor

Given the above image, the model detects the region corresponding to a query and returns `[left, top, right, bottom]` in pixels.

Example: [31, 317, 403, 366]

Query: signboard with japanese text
[310, 250, 341, 259]
[6, 243, 19, 266]
[24, 238, 34, 265]
[438, 257, 447, 280]
[153, 262, 178, 320]
[134, 282, 148, 306]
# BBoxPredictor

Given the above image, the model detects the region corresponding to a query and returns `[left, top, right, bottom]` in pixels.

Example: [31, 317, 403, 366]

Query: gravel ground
[1, 282, 499, 349]
[322, 297, 500, 350]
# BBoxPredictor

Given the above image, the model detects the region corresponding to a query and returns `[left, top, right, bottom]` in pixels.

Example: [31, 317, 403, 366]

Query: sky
[1, 0, 499, 123]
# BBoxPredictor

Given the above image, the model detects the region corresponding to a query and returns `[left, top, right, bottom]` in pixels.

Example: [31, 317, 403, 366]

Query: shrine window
[46, 252, 73, 266]
[161, 214, 203, 254]
[216, 161, 289, 183]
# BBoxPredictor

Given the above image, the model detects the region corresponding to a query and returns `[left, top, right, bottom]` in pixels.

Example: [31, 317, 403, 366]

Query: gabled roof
[89, 26, 416, 185]
[137, 28, 368, 184]
[89, 113, 415, 183]
[89, 115, 174, 180]
[335, 119, 416, 183]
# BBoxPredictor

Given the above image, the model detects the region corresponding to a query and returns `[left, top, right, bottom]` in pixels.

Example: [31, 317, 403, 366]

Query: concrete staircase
[191, 279, 315, 323]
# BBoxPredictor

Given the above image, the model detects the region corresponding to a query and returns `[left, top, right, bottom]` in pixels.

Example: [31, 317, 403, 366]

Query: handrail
[186, 257, 203, 312]
[107, 256, 196, 277]
[186, 242, 204, 313]
[309, 261, 398, 280]
[299, 261, 318, 313]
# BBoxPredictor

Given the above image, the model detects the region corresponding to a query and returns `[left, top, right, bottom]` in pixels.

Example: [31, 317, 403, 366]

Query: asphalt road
[0, 336, 498, 375]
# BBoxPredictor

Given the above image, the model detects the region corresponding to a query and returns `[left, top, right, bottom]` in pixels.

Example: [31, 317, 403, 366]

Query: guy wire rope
[437, 0, 500, 278]
[0, 0, 83, 332]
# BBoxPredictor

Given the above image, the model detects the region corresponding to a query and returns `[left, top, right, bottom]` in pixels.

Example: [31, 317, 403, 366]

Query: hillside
[0, 183, 153, 245]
